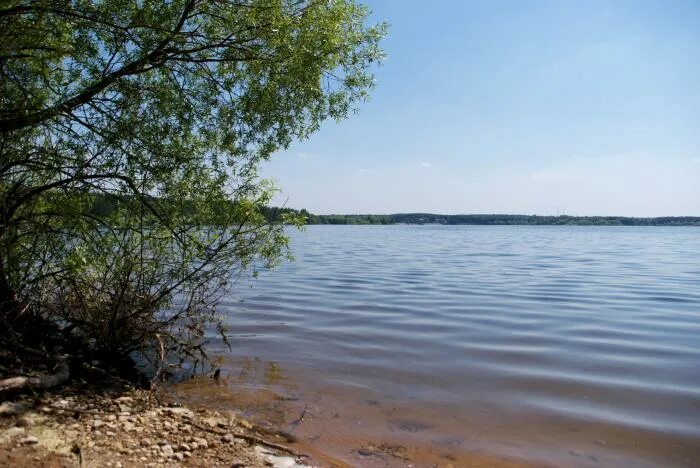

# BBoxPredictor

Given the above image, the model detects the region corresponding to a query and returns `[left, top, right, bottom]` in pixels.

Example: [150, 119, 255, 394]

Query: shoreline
[0, 373, 544, 468]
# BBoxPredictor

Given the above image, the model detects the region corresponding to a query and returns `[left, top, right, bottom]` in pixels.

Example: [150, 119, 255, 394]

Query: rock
[115, 396, 133, 404]
[221, 433, 234, 443]
[202, 416, 221, 427]
[183, 451, 192, 458]
[0, 402, 28, 416]
[239, 419, 253, 430]
[161, 444, 174, 457]
[123, 422, 136, 432]
[19, 436, 39, 445]
[140, 438, 152, 447]
[15, 416, 33, 428]
[173, 452, 184, 461]
[164, 407, 194, 418]
[92, 420, 104, 428]
[158, 440, 170, 446]
[105, 414, 117, 422]
[3, 427, 25, 438]
[192, 437, 208, 449]
[177, 443, 191, 452]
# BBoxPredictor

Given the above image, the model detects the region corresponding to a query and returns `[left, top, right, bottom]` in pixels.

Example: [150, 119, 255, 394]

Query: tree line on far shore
[259, 208, 700, 226]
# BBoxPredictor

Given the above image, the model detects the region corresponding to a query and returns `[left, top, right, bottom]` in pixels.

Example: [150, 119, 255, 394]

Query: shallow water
[178, 225, 700, 466]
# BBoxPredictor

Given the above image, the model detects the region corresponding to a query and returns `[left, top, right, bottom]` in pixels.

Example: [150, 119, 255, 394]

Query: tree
[0, 0, 385, 377]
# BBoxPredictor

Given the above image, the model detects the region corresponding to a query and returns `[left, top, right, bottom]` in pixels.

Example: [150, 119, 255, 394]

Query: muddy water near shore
[171, 365, 540, 467]
[172, 357, 697, 467]
[177, 226, 700, 467]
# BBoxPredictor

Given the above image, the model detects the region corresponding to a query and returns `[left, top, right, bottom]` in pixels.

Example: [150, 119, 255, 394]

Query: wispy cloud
[357, 168, 373, 174]
[420, 162, 433, 168]
[297, 152, 310, 160]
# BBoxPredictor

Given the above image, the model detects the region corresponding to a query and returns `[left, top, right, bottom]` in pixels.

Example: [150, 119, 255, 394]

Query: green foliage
[0, 0, 385, 367]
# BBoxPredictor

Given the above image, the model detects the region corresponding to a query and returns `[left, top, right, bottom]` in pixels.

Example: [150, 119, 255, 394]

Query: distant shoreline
[261, 208, 700, 226]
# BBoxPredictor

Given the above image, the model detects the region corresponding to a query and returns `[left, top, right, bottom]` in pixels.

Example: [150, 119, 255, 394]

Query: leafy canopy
[0, 0, 385, 364]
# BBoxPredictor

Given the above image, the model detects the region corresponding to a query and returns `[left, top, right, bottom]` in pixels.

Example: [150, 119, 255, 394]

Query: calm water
[181, 226, 700, 467]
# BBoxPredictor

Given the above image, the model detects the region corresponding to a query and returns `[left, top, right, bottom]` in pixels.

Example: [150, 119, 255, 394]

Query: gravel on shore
[0, 388, 310, 467]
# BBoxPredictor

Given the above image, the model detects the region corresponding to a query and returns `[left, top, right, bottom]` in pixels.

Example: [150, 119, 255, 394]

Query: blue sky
[262, 0, 700, 216]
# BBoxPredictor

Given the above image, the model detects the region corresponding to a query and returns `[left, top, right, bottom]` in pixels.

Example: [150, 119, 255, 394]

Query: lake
[174, 225, 700, 467]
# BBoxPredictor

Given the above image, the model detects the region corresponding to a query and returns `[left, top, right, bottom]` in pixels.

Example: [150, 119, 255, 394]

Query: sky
[262, 0, 700, 216]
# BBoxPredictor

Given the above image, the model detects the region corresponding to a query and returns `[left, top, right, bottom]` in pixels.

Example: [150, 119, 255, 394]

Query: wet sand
[170, 357, 699, 467]
[171, 372, 538, 467]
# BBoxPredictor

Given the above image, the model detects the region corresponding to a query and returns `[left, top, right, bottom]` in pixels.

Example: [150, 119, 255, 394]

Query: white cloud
[420, 162, 433, 167]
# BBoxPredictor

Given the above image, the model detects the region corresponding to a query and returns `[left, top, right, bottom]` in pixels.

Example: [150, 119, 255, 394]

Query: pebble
[3, 427, 25, 438]
[105, 414, 117, 422]
[173, 452, 184, 461]
[19, 436, 39, 445]
[221, 433, 234, 443]
[164, 407, 194, 418]
[161, 444, 174, 457]
[92, 420, 104, 428]
[0, 402, 27, 416]
[239, 419, 253, 429]
[193, 437, 208, 449]
[15, 416, 32, 428]
[178, 443, 191, 452]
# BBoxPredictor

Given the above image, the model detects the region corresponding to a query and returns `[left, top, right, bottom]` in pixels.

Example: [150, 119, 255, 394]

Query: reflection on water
[177, 226, 700, 467]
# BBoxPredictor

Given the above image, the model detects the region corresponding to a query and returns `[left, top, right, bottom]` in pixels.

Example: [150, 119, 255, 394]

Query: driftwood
[0, 355, 70, 393]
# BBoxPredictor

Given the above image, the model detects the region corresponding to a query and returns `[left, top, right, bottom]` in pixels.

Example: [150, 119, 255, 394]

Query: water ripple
[217, 225, 700, 466]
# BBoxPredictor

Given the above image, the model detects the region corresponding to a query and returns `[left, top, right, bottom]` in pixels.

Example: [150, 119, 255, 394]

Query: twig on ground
[289, 403, 307, 432]
[189, 421, 306, 458]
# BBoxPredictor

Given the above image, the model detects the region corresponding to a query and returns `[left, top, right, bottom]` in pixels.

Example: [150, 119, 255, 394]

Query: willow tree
[0, 0, 384, 375]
